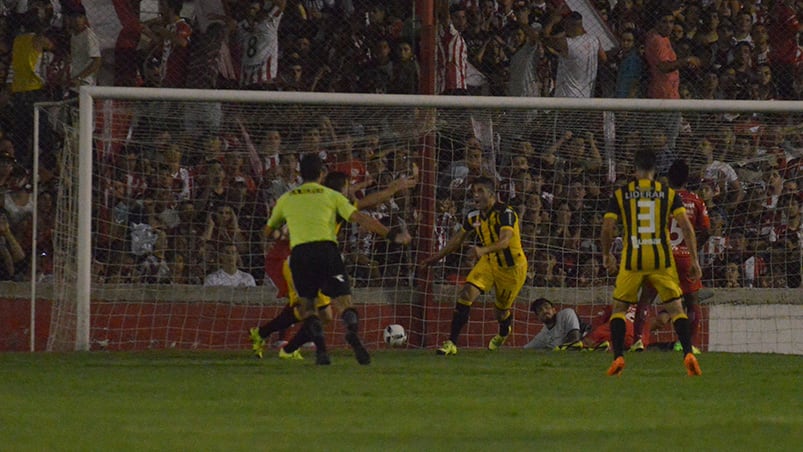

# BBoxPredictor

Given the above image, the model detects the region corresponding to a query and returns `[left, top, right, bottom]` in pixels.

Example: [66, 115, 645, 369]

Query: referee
[264, 154, 411, 365]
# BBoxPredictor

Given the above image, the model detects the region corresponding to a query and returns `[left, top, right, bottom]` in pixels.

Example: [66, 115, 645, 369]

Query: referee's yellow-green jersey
[604, 179, 686, 272]
[267, 182, 357, 249]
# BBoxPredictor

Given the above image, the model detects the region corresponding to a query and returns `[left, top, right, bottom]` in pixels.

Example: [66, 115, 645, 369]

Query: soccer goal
[43, 87, 802, 354]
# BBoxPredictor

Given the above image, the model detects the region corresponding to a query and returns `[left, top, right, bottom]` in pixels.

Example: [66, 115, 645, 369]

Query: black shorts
[289, 241, 351, 299]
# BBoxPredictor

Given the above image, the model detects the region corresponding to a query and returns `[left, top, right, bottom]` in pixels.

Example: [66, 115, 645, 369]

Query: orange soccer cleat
[606, 356, 625, 376]
[684, 353, 702, 376]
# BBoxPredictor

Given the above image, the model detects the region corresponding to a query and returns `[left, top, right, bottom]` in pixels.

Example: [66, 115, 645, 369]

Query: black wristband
[386, 229, 399, 242]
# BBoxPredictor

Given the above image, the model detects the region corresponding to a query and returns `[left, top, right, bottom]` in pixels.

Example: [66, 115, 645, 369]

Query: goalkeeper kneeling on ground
[522, 298, 584, 351]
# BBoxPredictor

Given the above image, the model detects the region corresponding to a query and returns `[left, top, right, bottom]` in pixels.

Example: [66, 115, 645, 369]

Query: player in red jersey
[632, 159, 710, 352]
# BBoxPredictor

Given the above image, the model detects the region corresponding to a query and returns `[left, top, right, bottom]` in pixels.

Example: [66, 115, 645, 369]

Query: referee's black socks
[341, 308, 359, 334]
[304, 316, 327, 354]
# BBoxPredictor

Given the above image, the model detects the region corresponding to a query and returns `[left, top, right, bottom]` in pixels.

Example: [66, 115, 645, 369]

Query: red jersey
[437, 23, 467, 93]
[769, 4, 800, 65]
[159, 19, 192, 88]
[670, 189, 710, 256]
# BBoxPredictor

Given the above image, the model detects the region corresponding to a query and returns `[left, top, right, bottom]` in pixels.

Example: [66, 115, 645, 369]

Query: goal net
[45, 88, 803, 354]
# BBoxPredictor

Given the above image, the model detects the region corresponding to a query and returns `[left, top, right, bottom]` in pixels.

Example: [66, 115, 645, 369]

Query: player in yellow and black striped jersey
[421, 176, 528, 355]
[601, 148, 702, 376]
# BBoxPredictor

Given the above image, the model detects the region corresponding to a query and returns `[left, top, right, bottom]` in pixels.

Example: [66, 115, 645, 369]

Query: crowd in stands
[0, 0, 799, 291]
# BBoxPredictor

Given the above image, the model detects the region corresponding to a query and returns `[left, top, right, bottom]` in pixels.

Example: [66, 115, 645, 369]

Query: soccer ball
[383, 324, 407, 346]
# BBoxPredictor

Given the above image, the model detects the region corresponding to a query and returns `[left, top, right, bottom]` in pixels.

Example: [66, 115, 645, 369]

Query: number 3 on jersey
[637, 200, 656, 234]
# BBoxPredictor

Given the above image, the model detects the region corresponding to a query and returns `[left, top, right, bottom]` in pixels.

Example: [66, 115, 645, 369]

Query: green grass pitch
[1, 349, 801, 451]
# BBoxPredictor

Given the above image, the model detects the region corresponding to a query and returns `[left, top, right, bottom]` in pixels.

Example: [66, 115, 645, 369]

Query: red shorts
[586, 321, 635, 349]
[674, 253, 701, 295]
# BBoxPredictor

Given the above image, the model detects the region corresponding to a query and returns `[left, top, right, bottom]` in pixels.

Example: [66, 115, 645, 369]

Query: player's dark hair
[324, 171, 348, 192]
[300, 153, 324, 182]
[472, 176, 496, 192]
[634, 148, 657, 172]
[530, 298, 553, 313]
[667, 159, 689, 188]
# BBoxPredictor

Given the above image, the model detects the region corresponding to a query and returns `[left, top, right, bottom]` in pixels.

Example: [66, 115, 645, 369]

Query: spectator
[751, 63, 776, 100]
[389, 39, 419, 94]
[700, 135, 744, 209]
[723, 261, 742, 288]
[543, 10, 605, 98]
[436, 2, 468, 95]
[0, 211, 24, 279]
[523, 297, 582, 350]
[5, 23, 54, 167]
[441, 136, 498, 211]
[257, 130, 283, 178]
[204, 243, 256, 287]
[195, 159, 230, 214]
[613, 30, 643, 98]
[767, 0, 798, 99]
[65, 4, 100, 94]
[645, 9, 700, 99]
[141, 0, 191, 88]
[506, 15, 542, 97]
[234, 0, 285, 89]
[733, 11, 754, 46]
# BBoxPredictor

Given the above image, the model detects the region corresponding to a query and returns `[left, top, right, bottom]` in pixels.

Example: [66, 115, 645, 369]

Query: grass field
[1, 349, 801, 451]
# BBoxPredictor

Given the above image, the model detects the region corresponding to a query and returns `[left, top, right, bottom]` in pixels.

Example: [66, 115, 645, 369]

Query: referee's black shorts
[289, 241, 351, 300]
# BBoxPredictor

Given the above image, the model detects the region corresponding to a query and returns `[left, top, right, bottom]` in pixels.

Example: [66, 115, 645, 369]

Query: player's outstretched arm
[356, 174, 417, 211]
[420, 229, 470, 268]
[348, 210, 411, 245]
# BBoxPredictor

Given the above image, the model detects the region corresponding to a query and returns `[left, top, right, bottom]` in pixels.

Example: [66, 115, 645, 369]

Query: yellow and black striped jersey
[605, 179, 686, 271]
[462, 203, 526, 268]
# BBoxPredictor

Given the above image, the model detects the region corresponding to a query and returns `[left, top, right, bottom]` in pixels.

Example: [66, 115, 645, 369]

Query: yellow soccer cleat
[629, 339, 645, 352]
[684, 353, 702, 376]
[606, 356, 625, 376]
[488, 326, 512, 351]
[692, 345, 702, 355]
[278, 347, 304, 360]
[436, 340, 458, 356]
[249, 327, 265, 359]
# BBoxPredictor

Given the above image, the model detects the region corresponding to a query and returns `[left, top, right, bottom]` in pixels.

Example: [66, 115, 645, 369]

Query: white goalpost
[48, 86, 803, 354]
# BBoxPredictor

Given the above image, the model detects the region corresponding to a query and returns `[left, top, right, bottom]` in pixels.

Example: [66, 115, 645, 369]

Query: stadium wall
[0, 283, 798, 353]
